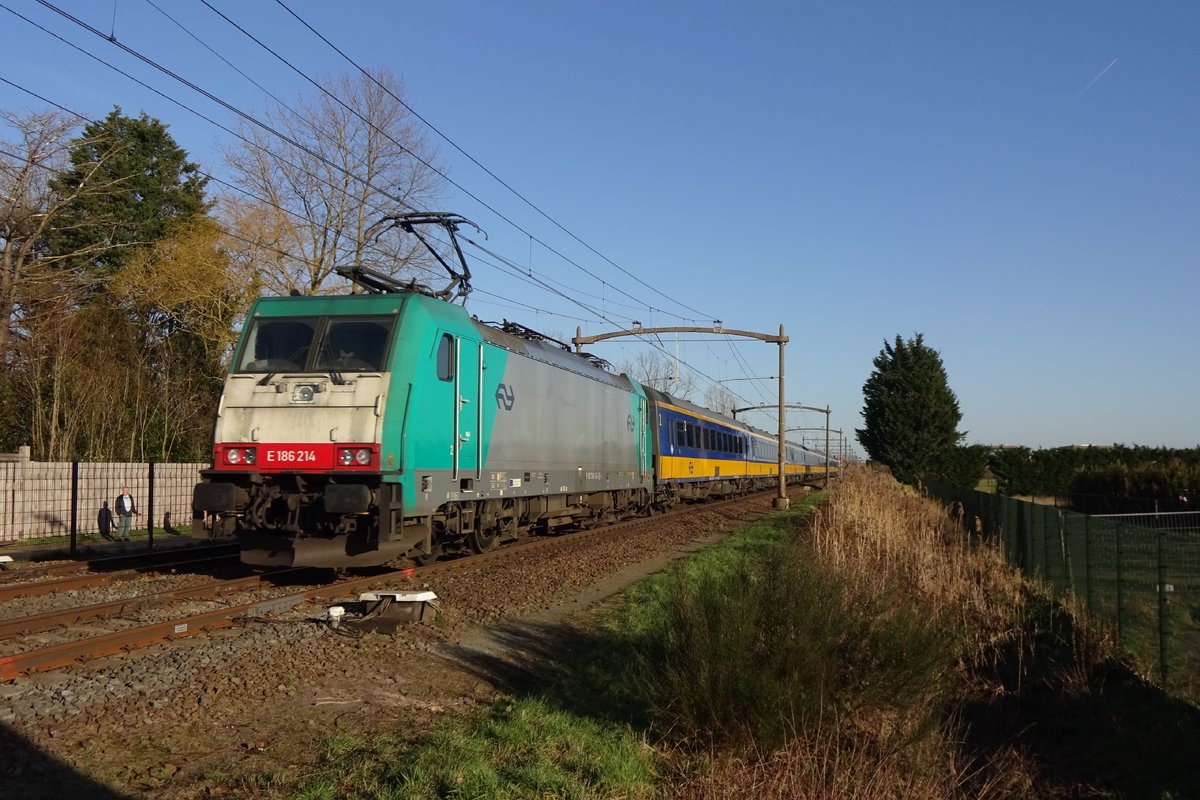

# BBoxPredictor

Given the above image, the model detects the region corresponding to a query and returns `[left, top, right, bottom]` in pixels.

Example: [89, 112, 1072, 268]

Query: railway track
[0, 493, 773, 682]
[0, 542, 240, 600]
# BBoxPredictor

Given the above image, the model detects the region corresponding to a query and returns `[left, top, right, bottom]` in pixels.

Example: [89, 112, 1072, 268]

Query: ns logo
[495, 383, 516, 411]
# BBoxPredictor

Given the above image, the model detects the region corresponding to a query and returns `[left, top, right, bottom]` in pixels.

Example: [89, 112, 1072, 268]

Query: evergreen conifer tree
[856, 333, 965, 485]
[47, 107, 207, 277]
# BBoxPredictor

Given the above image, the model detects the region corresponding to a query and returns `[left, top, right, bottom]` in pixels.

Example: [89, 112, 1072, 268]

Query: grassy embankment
[268, 469, 1200, 799]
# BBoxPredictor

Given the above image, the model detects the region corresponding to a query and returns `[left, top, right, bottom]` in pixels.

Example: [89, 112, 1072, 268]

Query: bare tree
[221, 68, 446, 296]
[0, 110, 120, 357]
[704, 383, 740, 416]
[618, 349, 697, 400]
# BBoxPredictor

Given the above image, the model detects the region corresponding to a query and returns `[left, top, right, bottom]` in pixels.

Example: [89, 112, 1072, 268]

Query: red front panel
[213, 443, 379, 472]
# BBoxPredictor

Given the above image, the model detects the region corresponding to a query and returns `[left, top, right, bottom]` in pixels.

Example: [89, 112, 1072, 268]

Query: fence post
[1157, 528, 1169, 686]
[1020, 500, 1031, 573]
[147, 461, 155, 551]
[1116, 523, 1125, 643]
[69, 460, 79, 558]
[1009, 496, 1018, 566]
[1039, 504, 1050, 582]
[1059, 510, 1073, 593]
[1084, 515, 1093, 612]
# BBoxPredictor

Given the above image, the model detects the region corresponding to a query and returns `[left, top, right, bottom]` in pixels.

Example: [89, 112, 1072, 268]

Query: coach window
[436, 333, 454, 381]
[675, 421, 686, 448]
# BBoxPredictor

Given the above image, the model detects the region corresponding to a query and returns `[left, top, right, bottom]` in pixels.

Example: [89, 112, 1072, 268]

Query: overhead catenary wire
[35, 0, 703, 325]
[0, 72, 641, 335]
[0, 5, 418, 239]
[3, 5, 782, 415]
[194, 0, 690, 322]
[270, 0, 717, 324]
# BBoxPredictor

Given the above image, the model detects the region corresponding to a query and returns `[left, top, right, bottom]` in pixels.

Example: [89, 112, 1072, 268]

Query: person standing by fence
[114, 487, 138, 542]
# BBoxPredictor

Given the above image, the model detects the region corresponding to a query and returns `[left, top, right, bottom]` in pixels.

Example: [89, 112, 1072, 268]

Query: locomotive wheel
[413, 543, 442, 567]
[468, 528, 496, 554]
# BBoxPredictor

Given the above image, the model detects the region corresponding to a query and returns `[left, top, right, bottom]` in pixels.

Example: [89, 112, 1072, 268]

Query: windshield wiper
[316, 335, 346, 385]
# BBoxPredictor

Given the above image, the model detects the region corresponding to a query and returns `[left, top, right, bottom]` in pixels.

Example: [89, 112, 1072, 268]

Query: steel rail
[0, 569, 306, 639]
[0, 492, 783, 681]
[0, 551, 243, 602]
[0, 543, 239, 584]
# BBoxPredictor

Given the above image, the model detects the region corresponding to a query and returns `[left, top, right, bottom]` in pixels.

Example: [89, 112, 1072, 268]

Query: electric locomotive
[193, 214, 656, 567]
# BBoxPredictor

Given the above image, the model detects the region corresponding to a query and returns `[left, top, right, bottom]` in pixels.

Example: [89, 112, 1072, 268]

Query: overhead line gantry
[573, 322, 792, 509]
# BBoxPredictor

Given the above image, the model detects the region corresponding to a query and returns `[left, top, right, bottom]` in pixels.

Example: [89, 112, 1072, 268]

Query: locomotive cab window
[436, 334, 455, 381]
[314, 317, 394, 372]
[237, 318, 318, 373]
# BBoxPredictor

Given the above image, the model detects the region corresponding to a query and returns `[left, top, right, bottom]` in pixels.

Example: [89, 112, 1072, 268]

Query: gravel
[0, 493, 784, 797]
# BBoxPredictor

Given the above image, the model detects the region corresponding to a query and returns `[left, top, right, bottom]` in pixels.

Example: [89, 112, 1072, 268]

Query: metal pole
[147, 461, 155, 551]
[1084, 515, 1093, 611]
[1116, 522, 1125, 644]
[824, 405, 830, 488]
[69, 460, 79, 558]
[1157, 527, 1169, 685]
[774, 324, 789, 510]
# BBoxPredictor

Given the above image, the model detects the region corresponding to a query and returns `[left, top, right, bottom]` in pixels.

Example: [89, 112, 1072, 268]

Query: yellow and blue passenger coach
[644, 388, 833, 507]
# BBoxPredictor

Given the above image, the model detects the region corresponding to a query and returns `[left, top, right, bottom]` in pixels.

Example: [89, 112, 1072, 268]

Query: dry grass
[660, 466, 1045, 799]
[810, 467, 1028, 668]
[664, 725, 1041, 800]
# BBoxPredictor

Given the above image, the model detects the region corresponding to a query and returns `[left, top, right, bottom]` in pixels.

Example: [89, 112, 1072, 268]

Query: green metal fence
[929, 484, 1200, 697]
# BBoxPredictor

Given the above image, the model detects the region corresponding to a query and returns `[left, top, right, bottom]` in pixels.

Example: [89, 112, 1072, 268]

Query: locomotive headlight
[337, 447, 373, 467]
[224, 448, 255, 465]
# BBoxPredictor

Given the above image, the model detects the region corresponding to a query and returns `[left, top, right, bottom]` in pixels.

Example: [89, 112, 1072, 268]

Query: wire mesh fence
[930, 483, 1200, 699]
[0, 448, 207, 554]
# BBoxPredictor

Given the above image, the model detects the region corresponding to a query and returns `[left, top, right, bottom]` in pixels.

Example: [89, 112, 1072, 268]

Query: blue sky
[2, 1, 1197, 450]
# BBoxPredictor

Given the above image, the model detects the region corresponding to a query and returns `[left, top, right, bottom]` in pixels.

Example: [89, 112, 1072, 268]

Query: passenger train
[192, 214, 836, 568]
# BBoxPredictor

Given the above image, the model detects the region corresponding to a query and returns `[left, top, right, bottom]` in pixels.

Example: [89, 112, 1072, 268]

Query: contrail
[1072, 57, 1119, 102]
